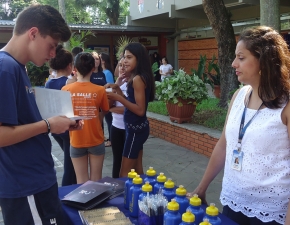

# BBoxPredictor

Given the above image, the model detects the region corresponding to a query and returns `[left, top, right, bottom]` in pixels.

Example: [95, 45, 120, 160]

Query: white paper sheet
[34, 87, 87, 120]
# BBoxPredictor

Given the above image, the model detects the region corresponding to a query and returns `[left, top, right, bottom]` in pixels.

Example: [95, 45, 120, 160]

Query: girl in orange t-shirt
[62, 53, 109, 183]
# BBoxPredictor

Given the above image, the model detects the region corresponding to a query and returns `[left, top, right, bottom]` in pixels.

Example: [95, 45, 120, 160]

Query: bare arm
[106, 75, 146, 117]
[187, 89, 240, 204]
[0, 116, 78, 147]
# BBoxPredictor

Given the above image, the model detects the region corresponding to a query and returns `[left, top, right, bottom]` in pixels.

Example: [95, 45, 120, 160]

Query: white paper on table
[34, 87, 88, 120]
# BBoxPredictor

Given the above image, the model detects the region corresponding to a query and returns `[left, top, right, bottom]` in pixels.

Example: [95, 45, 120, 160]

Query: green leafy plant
[191, 55, 221, 89]
[26, 62, 49, 87]
[151, 62, 159, 75]
[155, 69, 208, 106]
[115, 36, 134, 60]
[69, 30, 95, 52]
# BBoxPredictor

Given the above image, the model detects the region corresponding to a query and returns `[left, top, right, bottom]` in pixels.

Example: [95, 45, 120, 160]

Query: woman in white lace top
[188, 26, 290, 225]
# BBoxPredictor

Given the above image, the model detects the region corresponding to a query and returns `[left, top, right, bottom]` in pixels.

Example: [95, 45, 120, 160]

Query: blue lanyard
[238, 91, 263, 145]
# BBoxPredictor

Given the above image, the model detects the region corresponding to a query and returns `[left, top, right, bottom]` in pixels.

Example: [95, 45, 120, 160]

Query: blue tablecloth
[58, 181, 238, 225]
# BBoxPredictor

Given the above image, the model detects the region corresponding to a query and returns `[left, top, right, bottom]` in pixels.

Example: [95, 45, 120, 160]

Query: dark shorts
[0, 183, 65, 225]
[123, 121, 150, 159]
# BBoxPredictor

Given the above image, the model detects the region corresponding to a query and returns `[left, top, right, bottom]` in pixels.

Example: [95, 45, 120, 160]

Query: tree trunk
[260, 0, 280, 31]
[202, 0, 239, 108]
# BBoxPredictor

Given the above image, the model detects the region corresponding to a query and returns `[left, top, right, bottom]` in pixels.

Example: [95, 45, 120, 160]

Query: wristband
[43, 119, 51, 134]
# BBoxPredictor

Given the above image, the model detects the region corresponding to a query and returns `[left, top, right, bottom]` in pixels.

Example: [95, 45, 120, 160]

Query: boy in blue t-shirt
[0, 4, 82, 225]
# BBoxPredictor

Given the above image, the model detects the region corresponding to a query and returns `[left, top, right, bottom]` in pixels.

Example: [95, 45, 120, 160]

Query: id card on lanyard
[231, 90, 263, 171]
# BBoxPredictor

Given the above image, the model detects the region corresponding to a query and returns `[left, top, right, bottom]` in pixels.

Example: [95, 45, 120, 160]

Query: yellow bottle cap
[176, 185, 187, 196]
[133, 175, 143, 184]
[206, 203, 219, 216]
[199, 218, 212, 225]
[142, 181, 152, 192]
[190, 194, 202, 206]
[164, 178, 175, 188]
[182, 210, 195, 222]
[167, 199, 179, 211]
[146, 166, 156, 176]
[157, 172, 167, 182]
[128, 169, 137, 178]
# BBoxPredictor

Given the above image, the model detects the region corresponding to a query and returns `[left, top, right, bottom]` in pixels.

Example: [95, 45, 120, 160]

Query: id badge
[231, 149, 244, 171]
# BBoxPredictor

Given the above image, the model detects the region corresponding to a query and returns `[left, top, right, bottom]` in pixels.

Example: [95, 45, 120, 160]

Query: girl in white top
[159, 57, 173, 81]
[188, 26, 290, 225]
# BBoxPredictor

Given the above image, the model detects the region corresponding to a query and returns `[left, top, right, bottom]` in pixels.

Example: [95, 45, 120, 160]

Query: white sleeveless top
[220, 85, 290, 224]
[112, 82, 127, 129]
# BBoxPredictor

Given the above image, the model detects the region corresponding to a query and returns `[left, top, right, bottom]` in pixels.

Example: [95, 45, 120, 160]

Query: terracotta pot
[213, 85, 221, 98]
[166, 98, 196, 124]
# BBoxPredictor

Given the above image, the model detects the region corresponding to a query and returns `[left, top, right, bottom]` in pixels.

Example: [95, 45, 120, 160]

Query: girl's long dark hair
[100, 53, 114, 75]
[91, 51, 103, 72]
[239, 26, 290, 109]
[123, 43, 155, 102]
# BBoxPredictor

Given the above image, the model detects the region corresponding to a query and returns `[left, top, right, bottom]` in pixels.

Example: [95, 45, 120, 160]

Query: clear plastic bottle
[187, 194, 204, 225]
[124, 169, 137, 209]
[164, 199, 182, 225]
[175, 185, 189, 215]
[129, 175, 143, 217]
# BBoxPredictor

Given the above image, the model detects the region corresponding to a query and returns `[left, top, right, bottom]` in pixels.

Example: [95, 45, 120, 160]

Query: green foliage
[191, 55, 221, 89]
[147, 101, 168, 116]
[151, 62, 159, 75]
[155, 69, 208, 105]
[68, 30, 95, 52]
[0, 0, 33, 20]
[26, 62, 49, 86]
[115, 35, 134, 60]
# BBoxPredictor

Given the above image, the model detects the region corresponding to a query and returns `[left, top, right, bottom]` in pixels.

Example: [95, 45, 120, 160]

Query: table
[58, 182, 238, 225]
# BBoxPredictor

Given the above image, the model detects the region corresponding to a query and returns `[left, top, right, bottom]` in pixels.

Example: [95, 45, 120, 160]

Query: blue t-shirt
[0, 51, 56, 198]
[45, 76, 67, 90]
[103, 69, 114, 83]
[90, 71, 107, 86]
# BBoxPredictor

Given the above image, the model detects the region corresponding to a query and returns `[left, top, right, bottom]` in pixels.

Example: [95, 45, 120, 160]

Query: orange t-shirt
[62, 82, 109, 148]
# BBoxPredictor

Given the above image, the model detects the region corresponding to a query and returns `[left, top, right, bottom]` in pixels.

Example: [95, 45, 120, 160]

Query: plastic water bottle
[143, 166, 157, 187]
[199, 218, 212, 225]
[164, 199, 182, 225]
[129, 175, 143, 217]
[124, 169, 137, 209]
[179, 210, 196, 225]
[187, 194, 204, 225]
[153, 172, 167, 194]
[203, 203, 221, 225]
[138, 181, 153, 201]
[175, 185, 189, 215]
[163, 178, 176, 202]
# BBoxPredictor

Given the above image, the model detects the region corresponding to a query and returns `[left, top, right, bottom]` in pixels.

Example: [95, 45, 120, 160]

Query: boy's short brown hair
[14, 4, 71, 42]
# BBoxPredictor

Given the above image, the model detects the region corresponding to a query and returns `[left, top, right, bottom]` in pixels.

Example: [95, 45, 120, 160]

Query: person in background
[0, 4, 82, 225]
[187, 26, 290, 225]
[62, 52, 109, 183]
[159, 57, 173, 81]
[45, 44, 77, 186]
[100, 52, 114, 147]
[106, 42, 155, 177]
[90, 51, 107, 86]
[72, 46, 84, 58]
[110, 58, 129, 178]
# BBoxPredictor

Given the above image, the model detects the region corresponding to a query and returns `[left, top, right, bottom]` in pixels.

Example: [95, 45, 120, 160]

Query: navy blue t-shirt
[0, 51, 56, 198]
[45, 76, 67, 90]
[90, 71, 107, 86]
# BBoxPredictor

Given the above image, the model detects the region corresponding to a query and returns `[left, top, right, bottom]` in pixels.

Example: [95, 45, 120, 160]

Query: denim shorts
[70, 142, 105, 158]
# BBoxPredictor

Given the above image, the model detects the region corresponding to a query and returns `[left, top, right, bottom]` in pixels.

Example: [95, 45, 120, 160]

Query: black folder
[97, 176, 125, 199]
[61, 181, 114, 210]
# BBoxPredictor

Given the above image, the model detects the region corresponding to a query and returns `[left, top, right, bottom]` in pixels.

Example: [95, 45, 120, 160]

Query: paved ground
[0, 125, 223, 224]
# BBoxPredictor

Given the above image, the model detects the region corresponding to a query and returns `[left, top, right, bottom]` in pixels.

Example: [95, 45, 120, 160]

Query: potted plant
[155, 69, 208, 123]
[191, 55, 221, 98]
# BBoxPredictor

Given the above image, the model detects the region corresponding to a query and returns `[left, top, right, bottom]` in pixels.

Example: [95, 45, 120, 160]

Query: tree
[0, 0, 33, 20]
[76, 0, 129, 25]
[260, 0, 280, 31]
[202, 0, 239, 108]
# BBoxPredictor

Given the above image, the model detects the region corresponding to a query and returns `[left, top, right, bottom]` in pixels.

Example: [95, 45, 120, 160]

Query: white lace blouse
[220, 85, 290, 224]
